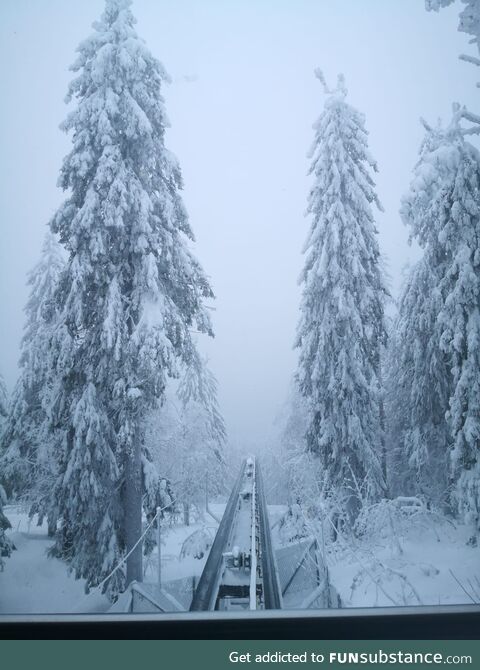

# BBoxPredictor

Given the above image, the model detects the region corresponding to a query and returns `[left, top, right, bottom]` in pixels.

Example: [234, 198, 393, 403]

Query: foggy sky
[0, 0, 476, 447]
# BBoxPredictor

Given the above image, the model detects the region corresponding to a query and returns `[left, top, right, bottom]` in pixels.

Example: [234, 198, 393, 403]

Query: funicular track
[190, 458, 282, 611]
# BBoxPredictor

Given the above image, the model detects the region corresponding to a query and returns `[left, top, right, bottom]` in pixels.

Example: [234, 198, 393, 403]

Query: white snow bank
[327, 517, 479, 608]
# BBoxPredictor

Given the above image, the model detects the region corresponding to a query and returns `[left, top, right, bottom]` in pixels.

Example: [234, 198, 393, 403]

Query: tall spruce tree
[421, 0, 480, 534]
[435, 117, 480, 536]
[295, 71, 387, 525]
[46, 0, 213, 594]
[385, 124, 454, 506]
[400, 107, 480, 534]
[385, 257, 451, 505]
[1, 232, 64, 524]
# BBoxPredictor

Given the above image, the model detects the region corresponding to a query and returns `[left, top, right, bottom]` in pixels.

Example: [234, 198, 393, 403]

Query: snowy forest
[0, 0, 479, 613]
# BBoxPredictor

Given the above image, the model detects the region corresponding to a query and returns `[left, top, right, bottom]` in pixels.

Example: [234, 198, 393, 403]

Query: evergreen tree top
[300, 70, 385, 290]
[52, 0, 214, 359]
[306, 70, 383, 221]
[69, 0, 165, 91]
[314, 69, 347, 100]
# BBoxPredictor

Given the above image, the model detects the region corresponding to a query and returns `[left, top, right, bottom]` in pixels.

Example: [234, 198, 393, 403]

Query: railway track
[190, 457, 282, 611]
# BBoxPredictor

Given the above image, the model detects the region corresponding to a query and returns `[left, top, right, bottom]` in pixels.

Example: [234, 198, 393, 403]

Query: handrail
[255, 462, 283, 610]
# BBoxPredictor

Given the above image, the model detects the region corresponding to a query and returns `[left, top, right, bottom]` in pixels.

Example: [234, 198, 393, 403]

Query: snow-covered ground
[326, 517, 480, 608]
[0, 506, 110, 613]
[1, 503, 478, 613]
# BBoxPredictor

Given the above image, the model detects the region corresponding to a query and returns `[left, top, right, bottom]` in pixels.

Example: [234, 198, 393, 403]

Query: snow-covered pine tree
[271, 378, 310, 509]
[47, 0, 213, 594]
[177, 353, 226, 523]
[384, 258, 451, 506]
[177, 351, 227, 468]
[384, 122, 453, 506]
[435, 114, 480, 537]
[278, 378, 309, 459]
[423, 0, 480, 535]
[146, 352, 226, 526]
[295, 71, 388, 526]
[1, 233, 64, 526]
[401, 106, 480, 535]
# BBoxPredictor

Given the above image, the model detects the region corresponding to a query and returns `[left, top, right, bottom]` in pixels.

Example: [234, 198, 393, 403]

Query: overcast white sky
[0, 0, 476, 447]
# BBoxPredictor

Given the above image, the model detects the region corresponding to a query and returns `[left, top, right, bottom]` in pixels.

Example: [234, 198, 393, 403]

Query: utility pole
[157, 507, 162, 590]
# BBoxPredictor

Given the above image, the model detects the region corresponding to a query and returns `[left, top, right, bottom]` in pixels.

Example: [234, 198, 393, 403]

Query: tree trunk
[125, 439, 143, 585]
[346, 491, 361, 529]
[47, 517, 56, 538]
[380, 399, 388, 497]
[183, 502, 190, 526]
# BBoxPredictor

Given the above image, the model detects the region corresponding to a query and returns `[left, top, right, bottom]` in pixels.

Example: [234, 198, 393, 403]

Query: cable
[92, 498, 177, 595]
